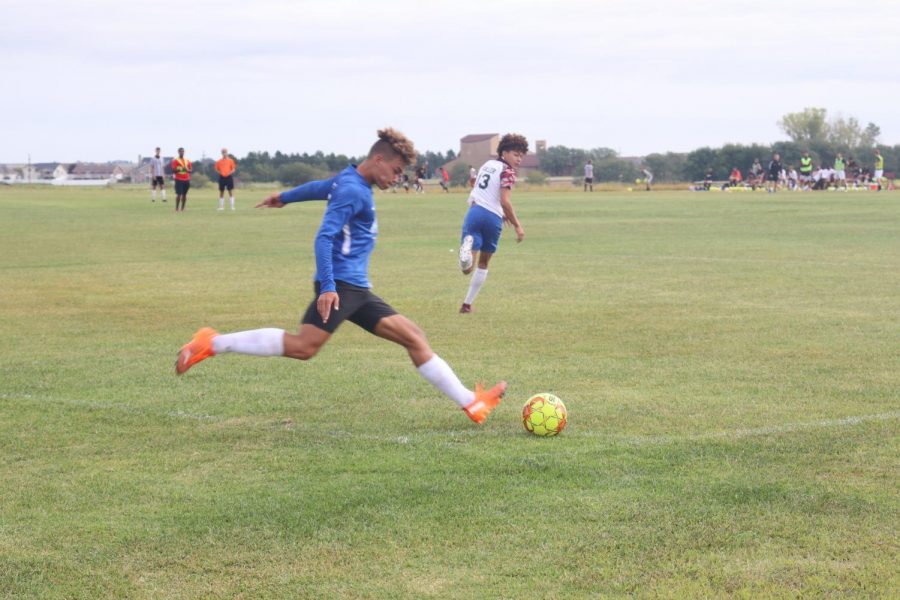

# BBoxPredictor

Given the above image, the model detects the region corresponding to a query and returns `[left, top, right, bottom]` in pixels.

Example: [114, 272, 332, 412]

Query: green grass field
[1, 184, 898, 598]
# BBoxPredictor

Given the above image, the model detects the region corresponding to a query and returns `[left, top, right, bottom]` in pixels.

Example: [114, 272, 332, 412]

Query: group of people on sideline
[699, 148, 890, 192]
[148, 147, 238, 211]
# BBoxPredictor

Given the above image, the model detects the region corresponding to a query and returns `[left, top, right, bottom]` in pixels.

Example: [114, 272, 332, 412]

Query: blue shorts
[461, 204, 503, 254]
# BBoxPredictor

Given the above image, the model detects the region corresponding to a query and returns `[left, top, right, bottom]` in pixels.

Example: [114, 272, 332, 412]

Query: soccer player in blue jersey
[457, 133, 527, 314]
[176, 128, 506, 423]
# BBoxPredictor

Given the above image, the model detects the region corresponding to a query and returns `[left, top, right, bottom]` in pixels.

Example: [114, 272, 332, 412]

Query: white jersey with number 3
[467, 159, 517, 218]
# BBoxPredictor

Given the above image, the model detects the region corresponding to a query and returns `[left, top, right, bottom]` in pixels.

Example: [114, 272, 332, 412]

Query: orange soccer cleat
[463, 381, 507, 423]
[175, 327, 218, 375]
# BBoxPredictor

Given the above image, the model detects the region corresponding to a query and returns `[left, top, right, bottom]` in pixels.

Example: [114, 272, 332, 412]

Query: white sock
[218, 197, 224, 209]
[161, 189, 167, 200]
[151, 190, 156, 201]
[464, 268, 488, 305]
[230, 196, 235, 209]
[417, 354, 474, 408]
[212, 328, 285, 356]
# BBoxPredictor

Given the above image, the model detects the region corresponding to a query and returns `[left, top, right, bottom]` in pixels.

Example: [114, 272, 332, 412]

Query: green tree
[277, 163, 330, 187]
[643, 152, 688, 182]
[525, 170, 547, 185]
[685, 147, 720, 180]
[862, 123, 882, 149]
[449, 163, 470, 186]
[778, 107, 830, 144]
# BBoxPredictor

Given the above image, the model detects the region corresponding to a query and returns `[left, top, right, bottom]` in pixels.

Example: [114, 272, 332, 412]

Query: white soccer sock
[151, 190, 156, 201]
[212, 328, 285, 356]
[464, 268, 488, 305]
[229, 195, 235, 208]
[161, 189, 167, 200]
[218, 197, 224, 210]
[417, 354, 474, 408]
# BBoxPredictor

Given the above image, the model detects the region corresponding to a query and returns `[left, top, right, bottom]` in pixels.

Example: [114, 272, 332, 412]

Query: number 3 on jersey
[478, 173, 491, 189]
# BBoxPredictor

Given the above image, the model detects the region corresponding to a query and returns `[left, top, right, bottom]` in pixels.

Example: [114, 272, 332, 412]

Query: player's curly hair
[497, 133, 529, 157]
[369, 128, 417, 166]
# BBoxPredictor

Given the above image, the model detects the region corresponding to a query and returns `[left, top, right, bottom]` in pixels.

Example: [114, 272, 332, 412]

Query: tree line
[194, 108, 894, 186]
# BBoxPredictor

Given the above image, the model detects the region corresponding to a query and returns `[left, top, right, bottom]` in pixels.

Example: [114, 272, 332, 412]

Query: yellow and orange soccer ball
[522, 393, 567, 436]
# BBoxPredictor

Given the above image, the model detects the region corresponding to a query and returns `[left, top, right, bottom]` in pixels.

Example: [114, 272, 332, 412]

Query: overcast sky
[3, 0, 899, 163]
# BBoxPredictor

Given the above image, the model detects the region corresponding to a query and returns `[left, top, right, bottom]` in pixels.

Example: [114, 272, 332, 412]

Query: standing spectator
[728, 166, 742, 187]
[468, 165, 477, 188]
[215, 148, 237, 211]
[799, 150, 814, 190]
[171, 147, 192, 212]
[584, 159, 594, 192]
[846, 156, 861, 187]
[749, 158, 763, 189]
[833, 153, 848, 190]
[641, 166, 653, 191]
[873, 148, 885, 190]
[150, 147, 167, 202]
[767, 153, 783, 193]
[414, 163, 426, 193]
[439, 166, 450, 192]
[787, 166, 799, 190]
[703, 167, 713, 190]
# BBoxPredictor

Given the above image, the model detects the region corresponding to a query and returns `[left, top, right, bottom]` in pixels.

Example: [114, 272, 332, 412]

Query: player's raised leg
[373, 314, 505, 423]
[176, 325, 331, 374]
[458, 234, 474, 273]
[461, 250, 492, 313]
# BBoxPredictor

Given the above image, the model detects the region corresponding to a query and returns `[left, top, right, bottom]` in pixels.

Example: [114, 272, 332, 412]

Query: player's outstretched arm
[256, 193, 285, 208]
[257, 177, 337, 209]
[500, 188, 525, 242]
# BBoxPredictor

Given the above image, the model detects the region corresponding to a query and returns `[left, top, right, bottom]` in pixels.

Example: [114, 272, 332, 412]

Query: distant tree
[277, 162, 330, 187]
[592, 157, 638, 182]
[778, 107, 830, 144]
[862, 123, 882, 149]
[449, 162, 470, 186]
[525, 170, 547, 185]
[643, 152, 688, 182]
[539, 146, 586, 176]
[191, 173, 211, 189]
[827, 115, 865, 150]
[589, 147, 618, 160]
[243, 162, 276, 183]
[685, 147, 720, 180]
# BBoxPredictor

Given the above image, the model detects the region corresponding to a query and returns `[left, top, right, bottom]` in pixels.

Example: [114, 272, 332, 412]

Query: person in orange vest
[215, 148, 237, 210]
[171, 147, 192, 212]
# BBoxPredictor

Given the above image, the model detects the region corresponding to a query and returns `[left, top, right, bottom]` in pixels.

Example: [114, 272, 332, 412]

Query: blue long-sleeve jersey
[280, 165, 377, 293]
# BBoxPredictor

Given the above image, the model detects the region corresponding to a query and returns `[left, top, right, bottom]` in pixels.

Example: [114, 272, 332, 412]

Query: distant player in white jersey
[150, 147, 166, 202]
[457, 133, 528, 314]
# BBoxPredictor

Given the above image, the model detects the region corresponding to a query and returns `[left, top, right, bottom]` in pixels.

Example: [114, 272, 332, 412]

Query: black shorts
[584, 177, 593, 183]
[151, 176, 164, 187]
[175, 180, 190, 195]
[767, 174, 779, 182]
[302, 280, 397, 334]
[218, 175, 234, 191]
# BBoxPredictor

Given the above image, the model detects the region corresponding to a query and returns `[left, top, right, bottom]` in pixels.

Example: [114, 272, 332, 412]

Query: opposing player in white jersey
[457, 133, 528, 313]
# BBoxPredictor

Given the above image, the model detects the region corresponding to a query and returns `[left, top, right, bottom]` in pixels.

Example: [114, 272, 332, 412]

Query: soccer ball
[522, 393, 567, 436]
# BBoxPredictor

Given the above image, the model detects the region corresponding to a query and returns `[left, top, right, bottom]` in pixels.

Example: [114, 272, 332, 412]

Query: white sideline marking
[2, 393, 897, 445]
[586, 411, 900, 446]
